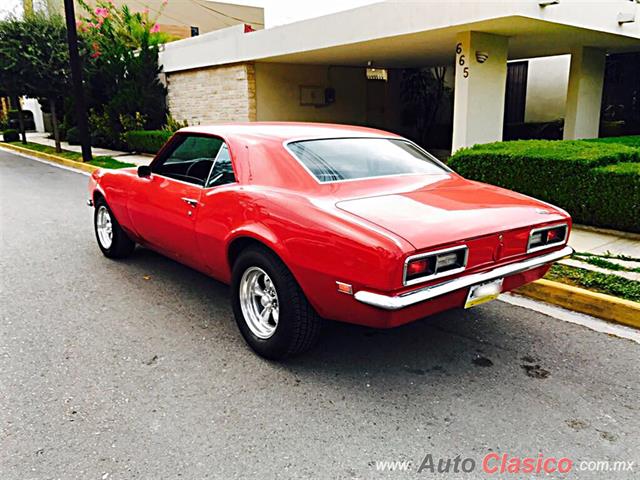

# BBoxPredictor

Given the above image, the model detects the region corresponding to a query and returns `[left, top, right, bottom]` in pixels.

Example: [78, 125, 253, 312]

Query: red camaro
[88, 123, 573, 359]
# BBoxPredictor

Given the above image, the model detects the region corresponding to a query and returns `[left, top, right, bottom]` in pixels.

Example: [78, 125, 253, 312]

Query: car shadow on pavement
[121, 246, 544, 388]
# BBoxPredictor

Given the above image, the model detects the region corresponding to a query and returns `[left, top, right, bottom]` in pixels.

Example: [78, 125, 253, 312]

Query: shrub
[162, 113, 188, 133]
[66, 126, 81, 145]
[448, 137, 640, 233]
[585, 135, 640, 149]
[123, 130, 172, 154]
[585, 162, 640, 232]
[79, 1, 168, 151]
[2, 129, 19, 142]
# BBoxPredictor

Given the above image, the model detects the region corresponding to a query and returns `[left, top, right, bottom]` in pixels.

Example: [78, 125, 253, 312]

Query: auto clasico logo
[375, 452, 634, 475]
[415, 453, 572, 475]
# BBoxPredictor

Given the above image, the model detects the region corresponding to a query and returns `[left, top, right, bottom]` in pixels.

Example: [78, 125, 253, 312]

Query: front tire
[94, 198, 135, 259]
[231, 246, 323, 360]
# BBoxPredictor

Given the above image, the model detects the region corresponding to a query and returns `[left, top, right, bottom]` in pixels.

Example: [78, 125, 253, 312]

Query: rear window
[286, 138, 448, 183]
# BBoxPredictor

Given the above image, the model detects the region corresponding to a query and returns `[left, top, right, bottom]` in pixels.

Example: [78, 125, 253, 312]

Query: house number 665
[456, 42, 469, 78]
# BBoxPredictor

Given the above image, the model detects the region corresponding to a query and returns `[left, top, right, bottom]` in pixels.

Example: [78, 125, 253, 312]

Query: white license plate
[464, 278, 504, 309]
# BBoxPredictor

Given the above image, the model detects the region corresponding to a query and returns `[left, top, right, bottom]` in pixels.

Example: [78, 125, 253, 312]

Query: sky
[0, 0, 380, 26]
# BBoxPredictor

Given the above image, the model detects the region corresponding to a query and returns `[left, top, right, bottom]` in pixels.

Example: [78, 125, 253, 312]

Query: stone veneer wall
[166, 63, 256, 125]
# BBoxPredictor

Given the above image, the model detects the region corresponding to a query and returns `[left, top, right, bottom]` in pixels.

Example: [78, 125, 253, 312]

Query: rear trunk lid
[335, 177, 567, 251]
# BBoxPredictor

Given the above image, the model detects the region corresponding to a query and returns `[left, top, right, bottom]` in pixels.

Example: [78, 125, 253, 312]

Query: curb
[573, 224, 640, 241]
[516, 279, 640, 329]
[0, 143, 99, 173]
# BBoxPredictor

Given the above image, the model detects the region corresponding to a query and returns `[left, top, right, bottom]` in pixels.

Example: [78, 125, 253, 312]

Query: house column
[452, 31, 508, 152]
[563, 47, 606, 140]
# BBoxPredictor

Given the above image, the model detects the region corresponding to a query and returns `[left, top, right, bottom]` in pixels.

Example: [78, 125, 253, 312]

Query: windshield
[286, 138, 448, 183]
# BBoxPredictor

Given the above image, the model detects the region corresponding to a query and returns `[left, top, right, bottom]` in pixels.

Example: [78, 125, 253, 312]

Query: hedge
[123, 130, 172, 154]
[585, 135, 640, 149]
[2, 129, 19, 142]
[448, 138, 640, 233]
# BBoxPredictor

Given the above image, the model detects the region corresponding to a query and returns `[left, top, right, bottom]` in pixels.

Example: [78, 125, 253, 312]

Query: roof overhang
[160, 0, 640, 72]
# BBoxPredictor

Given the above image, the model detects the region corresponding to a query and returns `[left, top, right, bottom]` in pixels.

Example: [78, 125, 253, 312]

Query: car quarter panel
[195, 187, 415, 320]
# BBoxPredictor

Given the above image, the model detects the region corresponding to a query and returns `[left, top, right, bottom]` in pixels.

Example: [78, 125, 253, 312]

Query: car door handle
[181, 197, 199, 207]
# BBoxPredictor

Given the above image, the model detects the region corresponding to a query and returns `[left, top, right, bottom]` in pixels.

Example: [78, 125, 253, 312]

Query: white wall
[564, 47, 607, 139]
[23, 98, 44, 132]
[452, 31, 509, 151]
[524, 55, 571, 123]
[255, 63, 367, 124]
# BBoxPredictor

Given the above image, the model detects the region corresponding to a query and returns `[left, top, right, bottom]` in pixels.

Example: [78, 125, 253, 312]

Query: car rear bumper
[354, 246, 573, 311]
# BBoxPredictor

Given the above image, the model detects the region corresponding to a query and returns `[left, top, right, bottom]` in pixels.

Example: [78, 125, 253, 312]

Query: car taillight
[404, 245, 468, 286]
[406, 258, 431, 277]
[527, 224, 568, 253]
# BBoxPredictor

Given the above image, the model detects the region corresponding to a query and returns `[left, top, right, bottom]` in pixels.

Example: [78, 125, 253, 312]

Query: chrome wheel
[239, 266, 280, 339]
[96, 205, 113, 249]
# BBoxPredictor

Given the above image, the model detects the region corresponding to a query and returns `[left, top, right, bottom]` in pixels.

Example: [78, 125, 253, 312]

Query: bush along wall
[123, 130, 172, 154]
[2, 129, 20, 142]
[448, 138, 640, 233]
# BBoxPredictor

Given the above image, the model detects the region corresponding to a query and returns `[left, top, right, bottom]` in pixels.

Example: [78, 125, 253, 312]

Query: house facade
[159, 0, 640, 153]
[74, 0, 264, 38]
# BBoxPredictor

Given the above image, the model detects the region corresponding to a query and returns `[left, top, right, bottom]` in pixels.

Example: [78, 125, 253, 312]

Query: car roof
[178, 122, 401, 142]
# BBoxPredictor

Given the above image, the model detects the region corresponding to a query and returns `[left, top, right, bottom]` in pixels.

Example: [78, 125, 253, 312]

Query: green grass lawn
[7, 141, 134, 169]
[89, 156, 136, 169]
[545, 264, 640, 302]
[573, 252, 640, 273]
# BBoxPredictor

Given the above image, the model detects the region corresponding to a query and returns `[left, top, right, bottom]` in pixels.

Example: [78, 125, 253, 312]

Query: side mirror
[137, 165, 151, 178]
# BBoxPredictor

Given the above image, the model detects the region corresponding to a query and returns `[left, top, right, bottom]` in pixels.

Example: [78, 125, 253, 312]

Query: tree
[23, 13, 70, 152]
[0, 13, 70, 151]
[76, 0, 169, 149]
[0, 17, 30, 143]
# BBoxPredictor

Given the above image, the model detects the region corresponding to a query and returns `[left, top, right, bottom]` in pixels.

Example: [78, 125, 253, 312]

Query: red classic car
[88, 123, 573, 359]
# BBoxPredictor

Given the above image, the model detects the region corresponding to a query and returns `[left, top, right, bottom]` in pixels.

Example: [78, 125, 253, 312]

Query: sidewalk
[569, 226, 640, 257]
[564, 226, 640, 280]
[26, 131, 152, 166]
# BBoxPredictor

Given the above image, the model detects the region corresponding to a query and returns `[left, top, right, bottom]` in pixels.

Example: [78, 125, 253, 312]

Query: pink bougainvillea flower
[94, 7, 109, 17]
[143, 7, 150, 14]
[150, 23, 160, 33]
[91, 42, 101, 58]
[162, 0, 168, 5]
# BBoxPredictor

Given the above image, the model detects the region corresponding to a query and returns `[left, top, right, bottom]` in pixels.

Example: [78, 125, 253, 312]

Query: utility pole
[63, 0, 92, 162]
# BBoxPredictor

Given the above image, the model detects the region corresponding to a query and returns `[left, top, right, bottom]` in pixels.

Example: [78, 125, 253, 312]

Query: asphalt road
[1, 150, 638, 480]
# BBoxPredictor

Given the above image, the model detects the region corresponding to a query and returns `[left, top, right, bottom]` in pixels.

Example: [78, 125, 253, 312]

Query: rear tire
[94, 197, 135, 259]
[231, 246, 323, 360]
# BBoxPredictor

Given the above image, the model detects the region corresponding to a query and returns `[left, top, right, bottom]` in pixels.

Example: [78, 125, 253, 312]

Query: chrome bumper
[354, 246, 574, 310]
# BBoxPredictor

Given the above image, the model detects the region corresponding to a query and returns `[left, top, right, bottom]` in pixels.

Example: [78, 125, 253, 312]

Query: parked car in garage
[88, 123, 573, 359]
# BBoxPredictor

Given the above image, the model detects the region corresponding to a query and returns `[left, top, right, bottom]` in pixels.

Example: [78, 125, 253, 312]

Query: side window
[205, 143, 237, 188]
[154, 135, 223, 186]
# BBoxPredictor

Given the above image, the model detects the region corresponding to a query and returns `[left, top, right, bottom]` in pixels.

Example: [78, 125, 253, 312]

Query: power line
[189, 0, 264, 26]
[129, 0, 191, 27]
